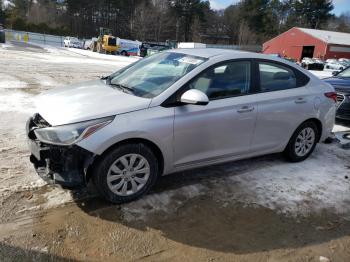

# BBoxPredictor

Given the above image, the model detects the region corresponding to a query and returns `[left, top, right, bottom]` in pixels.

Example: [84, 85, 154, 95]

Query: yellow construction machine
[91, 27, 118, 54]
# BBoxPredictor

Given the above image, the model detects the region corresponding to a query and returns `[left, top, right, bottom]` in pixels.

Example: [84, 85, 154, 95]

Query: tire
[97, 44, 101, 53]
[93, 143, 159, 204]
[284, 121, 319, 162]
[121, 51, 128, 56]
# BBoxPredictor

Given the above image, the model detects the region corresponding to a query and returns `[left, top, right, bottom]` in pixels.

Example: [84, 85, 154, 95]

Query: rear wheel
[97, 43, 103, 53]
[284, 121, 319, 162]
[93, 143, 159, 204]
[121, 50, 128, 56]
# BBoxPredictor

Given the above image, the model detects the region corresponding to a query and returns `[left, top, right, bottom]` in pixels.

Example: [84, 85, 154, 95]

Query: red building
[263, 27, 350, 61]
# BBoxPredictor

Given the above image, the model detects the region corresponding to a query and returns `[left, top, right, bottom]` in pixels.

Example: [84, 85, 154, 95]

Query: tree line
[1, 0, 349, 45]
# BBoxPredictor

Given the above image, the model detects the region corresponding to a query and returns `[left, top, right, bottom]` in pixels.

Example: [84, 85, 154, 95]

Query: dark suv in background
[325, 67, 350, 122]
[0, 24, 5, 43]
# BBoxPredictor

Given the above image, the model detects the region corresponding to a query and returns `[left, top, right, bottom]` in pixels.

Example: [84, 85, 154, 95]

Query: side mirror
[180, 89, 209, 106]
[332, 71, 339, 76]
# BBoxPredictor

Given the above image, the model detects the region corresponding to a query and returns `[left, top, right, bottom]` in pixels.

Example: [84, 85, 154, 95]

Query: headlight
[34, 116, 114, 146]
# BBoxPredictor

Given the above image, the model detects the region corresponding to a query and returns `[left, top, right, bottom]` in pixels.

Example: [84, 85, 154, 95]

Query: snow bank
[40, 45, 140, 66]
[64, 47, 141, 62]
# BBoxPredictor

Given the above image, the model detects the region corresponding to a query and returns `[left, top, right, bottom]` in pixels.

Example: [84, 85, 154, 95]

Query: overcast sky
[209, 0, 350, 16]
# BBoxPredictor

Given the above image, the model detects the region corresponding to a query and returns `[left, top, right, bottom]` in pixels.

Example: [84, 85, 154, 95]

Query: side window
[189, 61, 251, 100]
[259, 62, 297, 92]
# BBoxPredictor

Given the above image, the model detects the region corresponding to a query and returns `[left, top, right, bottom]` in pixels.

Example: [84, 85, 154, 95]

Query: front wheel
[284, 121, 319, 162]
[93, 143, 159, 204]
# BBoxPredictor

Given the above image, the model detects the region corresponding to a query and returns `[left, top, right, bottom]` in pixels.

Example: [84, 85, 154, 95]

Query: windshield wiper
[109, 83, 135, 94]
[100, 75, 110, 80]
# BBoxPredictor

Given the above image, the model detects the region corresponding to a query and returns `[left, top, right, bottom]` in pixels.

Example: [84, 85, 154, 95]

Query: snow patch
[121, 184, 206, 222]
[309, 70, 333, 79]
[123, 132, 350, 221]
[0, 74, 28, 89]
[31, 74, 58, 87]
[0, 43, 14, 49]
[0, 90, 35, 113]
[333, 124, 350, 132]
[41, 187, 73, 209]
[217, 142, 350, 216]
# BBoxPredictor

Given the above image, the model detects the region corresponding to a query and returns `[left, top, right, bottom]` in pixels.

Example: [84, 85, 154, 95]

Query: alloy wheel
[106, 154, 150, 196]
[294, 127, 316, 157]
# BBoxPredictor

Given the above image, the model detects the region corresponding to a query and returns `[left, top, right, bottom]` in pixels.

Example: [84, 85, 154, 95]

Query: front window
[337, 67, 350, 78]
[188, 60, 251, 100]
[109, 52, 206, 98]
[108, 37, 116, 46]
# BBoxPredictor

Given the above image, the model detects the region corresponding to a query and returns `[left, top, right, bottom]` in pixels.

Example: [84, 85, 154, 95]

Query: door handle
[237, 106, 254, 113]
[295, 97, 307, 104]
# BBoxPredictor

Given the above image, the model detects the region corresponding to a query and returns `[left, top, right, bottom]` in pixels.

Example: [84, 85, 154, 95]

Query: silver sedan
[27, 48, 336, 203]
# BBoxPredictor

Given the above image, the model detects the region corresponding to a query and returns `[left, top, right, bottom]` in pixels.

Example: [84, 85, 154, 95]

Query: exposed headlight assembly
[34, 116, 114, 146]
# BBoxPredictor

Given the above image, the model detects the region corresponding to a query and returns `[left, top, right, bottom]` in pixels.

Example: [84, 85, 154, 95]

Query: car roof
[167, 48, 287, 61]
[168, 48, 250, 58]
[166, 48, 319, 82]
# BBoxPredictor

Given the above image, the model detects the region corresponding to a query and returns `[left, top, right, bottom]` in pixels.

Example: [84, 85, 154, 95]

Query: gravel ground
[0, 42, 350, 261]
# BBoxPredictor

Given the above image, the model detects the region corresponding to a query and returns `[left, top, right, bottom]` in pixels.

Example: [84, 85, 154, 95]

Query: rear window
[259, 62, 297, 92]
[258, 61, 310, 92]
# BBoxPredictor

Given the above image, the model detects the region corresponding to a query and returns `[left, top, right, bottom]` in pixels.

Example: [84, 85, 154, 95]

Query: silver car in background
[26, 49, 336, 203]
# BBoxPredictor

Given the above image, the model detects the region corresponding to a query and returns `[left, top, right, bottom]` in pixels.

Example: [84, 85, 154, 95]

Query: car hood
[36, 80, 151, 126]
[324, 77, 350, 93]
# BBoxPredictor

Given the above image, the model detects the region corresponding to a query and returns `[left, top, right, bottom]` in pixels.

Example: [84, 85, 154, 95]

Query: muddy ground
[0, 42, 350, 262]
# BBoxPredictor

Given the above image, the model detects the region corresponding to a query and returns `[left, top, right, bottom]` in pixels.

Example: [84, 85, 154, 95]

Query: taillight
[324, 92, 337, 103]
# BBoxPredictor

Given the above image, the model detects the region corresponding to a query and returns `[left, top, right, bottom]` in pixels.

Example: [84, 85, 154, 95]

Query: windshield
[337, 67, 350, 78]
[109, 52, 206, 98]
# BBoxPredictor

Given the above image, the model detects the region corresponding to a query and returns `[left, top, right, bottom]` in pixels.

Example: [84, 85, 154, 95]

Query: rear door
[251, 60, 314, 154]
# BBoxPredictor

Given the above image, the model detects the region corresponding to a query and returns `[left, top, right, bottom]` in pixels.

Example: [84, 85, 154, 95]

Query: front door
[173, 60, 257, 168]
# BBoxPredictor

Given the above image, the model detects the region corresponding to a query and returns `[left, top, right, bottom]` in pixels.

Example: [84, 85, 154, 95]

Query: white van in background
[64, 37, 81, 48]
[178, 42, 206, 49]
[117, 38, 142, 56]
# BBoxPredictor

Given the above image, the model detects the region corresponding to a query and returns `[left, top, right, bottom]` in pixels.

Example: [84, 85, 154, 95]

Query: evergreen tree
[293, 0, 334, 29]
[0, 0, 6, 25]
[168, 0, 209, 41]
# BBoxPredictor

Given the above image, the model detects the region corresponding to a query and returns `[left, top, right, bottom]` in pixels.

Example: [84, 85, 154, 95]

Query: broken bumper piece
[26, 115, 94, 188]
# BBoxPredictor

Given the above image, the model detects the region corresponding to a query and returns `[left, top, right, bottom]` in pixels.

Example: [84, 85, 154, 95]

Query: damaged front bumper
[26, 114, 94, 188]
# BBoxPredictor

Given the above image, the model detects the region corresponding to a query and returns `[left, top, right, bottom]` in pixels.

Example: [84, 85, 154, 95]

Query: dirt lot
[0, 42, 350, 262]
